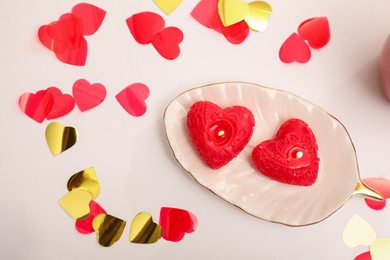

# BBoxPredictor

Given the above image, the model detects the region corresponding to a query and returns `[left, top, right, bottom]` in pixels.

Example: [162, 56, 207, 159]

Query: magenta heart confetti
[116, 83, 150, 117]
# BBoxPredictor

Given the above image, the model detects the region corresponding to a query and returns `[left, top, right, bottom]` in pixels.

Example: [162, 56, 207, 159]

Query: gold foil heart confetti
[343, 215, 390, 259]
[92, 214, 127, 247]
[154, 0, 182, 15]
[45, 122, 78, 155]
[67, 167, 100, 199]
[59, 188, 93, 219]
[129, 212, 163, 244]
[370, 239, 390, 260]
[218, 0, 272, 32]
[59, 170, 198, 247]
[343, 215, 376, 248]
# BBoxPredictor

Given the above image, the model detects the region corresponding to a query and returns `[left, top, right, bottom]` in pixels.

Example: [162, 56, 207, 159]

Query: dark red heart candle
[187, 101, 255, 169]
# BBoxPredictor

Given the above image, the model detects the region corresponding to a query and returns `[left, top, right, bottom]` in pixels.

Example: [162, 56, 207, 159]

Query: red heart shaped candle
[187, 101, 255, 169]
[251, 118, 319, 186]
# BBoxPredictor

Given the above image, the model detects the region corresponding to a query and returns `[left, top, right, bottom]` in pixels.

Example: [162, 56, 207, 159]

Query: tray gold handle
[353, 181, 384, 201]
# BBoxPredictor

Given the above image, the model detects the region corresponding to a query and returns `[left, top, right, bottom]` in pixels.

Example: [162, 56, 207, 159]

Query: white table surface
[1, 0, 390, 259]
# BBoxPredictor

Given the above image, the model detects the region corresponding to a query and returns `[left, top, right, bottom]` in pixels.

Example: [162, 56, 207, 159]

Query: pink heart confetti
[279, 33, 311, 63]
[72, 79, 106, 112]
[116, 83, 150, 117]
[363, 178, 390, 210]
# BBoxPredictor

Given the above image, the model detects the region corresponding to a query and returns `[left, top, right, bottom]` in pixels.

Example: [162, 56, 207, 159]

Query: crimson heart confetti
[159, 207, 198, 242]
[363, 178, 390, 210]
[126, 12, 183, 60]
[19, 87, 74, 123]
[279, 17, 330, 63]
[116, 83, 150, 117]
[187, 101, 255, 169]
[38, 3, 106, 66]
[251, 118, 319, 186]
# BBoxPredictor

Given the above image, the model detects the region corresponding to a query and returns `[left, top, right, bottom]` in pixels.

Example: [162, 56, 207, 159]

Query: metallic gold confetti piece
[58, 188, 92, 220]
[67, 167, 100, 200]
[129, 212, 162, 244]
[343, 215, 376, 248]
[92, 214, 126, 247]
[45, 122, 78, 156]
[370, 238, 390, 260]
[154, 0, 182, 15]
[218, 0, 249, 27]
[244, 1, 272, 32]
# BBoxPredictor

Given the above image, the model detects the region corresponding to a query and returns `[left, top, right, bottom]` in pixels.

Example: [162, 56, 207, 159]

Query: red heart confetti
[75, 200, 107, 234]
[126, 12, 183, 59]
[159, 207, 198, 242]
[363, 178, 390, 210]
[279, 33, 311, 63]
[126, 12, 165, 44]
[298, 17, 330, 49]
[38, 4, 105, 66]
[252, 118, 319, 186]
[45, 87, 75, 120]
[187, 101, 255, 169]
[71, 3, 106, 36]
[191, 0, 249, 44]
[152, 27, 184, 60]
[19, 87, 74, 122]
[19, 90, 54, 123]
[116, 83, 150, 117]
[72, 79, 106, 112]
[355, 251, 372, 260]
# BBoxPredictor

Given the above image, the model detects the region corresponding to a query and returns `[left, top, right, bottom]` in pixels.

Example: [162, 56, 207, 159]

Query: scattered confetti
[154, 0, 183, 15]
[218, 0, 271, 32]
[129, 212, 163, 244]
[363, 178, 390, 210]
[92, 214, 126, 247]
[76, 200, 107, 234]
[279, 17, 330, 63]
[191, 0, 250, 44]
[116, 83, 150, 117]
[279, 33, 311, 63]
[72, 79, 106, 112]
[19, 87, 74, 123]
[297, 17, 330, 49]
[19, 90, 54, 123]
[45, 122, 78, 155]
[370, 239, 390, 260]
[45, 87, 75, 120]
[59, 188, 93, 219]
[252, 118, 319, 186]
[38, 3, 106, 66]
[67, 167, 100, 200]
[159, 207, 198, 242]
[126, 12, 183, 60]
[343, 215, 376, 248]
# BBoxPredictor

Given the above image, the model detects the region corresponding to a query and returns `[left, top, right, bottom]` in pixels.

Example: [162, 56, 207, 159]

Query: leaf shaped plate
[163, 82, 382, 226]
